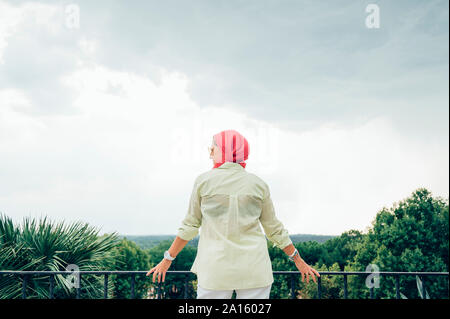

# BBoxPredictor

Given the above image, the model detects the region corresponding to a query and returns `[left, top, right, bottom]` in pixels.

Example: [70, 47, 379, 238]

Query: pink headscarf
[212, 130, 249, 169]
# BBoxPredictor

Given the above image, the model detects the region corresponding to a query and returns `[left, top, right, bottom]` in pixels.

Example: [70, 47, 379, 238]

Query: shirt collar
[216, 162, 245, 170]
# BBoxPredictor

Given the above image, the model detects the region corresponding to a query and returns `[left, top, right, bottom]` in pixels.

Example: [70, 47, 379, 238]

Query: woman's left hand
[146, 259, 172, 283]
[294, 256, 320, 284]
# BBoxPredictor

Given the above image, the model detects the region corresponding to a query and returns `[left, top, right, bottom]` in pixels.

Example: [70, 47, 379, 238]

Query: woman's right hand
[294, 256, 321, 284]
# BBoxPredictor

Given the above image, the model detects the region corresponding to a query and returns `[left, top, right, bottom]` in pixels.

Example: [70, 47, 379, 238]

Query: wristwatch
[164, 250, 175, 261]
[288, 249, 299, 262]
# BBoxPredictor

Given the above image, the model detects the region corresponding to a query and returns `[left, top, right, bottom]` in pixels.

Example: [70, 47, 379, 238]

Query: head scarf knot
[212, 130, 249, 169]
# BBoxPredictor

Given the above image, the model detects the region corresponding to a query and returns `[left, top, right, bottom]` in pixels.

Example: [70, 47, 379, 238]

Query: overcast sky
[0, 0, 448, 236]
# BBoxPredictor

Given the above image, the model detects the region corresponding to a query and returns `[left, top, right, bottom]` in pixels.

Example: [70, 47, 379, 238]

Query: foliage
[0, 214, 119, 299]
[321, 230, 365, 269]
[109, 238, 150, 299]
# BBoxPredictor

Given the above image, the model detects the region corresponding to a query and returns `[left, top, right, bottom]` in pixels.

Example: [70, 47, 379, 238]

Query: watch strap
[288, 249, 298, 261]
[164, 250, 175, 261]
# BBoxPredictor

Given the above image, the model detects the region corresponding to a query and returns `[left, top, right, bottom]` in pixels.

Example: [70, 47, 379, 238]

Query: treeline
[0, 188, 448, 299]
[123, 234, 336, 250]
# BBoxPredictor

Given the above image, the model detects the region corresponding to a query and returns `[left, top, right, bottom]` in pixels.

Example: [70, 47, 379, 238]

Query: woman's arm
[259, 192, 293, 250]
[168, 236, 189, 258]
[282, 243, 296, 256]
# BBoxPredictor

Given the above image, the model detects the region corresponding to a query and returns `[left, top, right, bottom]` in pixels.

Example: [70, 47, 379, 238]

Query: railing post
[104, 274, 108, 299]
[49, 274, 54, 299]
[130, 274, 135, 299]
[290, 273, 296, 299]
[157, 282, 162, 299]
[317, 276, 322, 299]
[395, 275, 400, 299]
[22, 275, 28, 299]
[184, 274, 188, 299]
[343, 274, 348, 299]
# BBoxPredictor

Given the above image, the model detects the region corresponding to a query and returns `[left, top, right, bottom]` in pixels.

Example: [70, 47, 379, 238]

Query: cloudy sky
[0, 0, 448, 236]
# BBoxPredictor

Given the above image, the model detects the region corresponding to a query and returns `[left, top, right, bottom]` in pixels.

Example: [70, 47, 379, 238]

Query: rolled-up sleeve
[259, 187, 292, 250]
[176, 178, 202, 241]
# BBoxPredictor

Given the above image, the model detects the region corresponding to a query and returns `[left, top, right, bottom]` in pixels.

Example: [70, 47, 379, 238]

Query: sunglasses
[208, 140, 218, 154]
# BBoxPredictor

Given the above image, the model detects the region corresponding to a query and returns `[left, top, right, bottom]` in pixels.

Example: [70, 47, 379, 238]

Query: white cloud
[0, 1, 22, 64]
[0, 1, 63, 63]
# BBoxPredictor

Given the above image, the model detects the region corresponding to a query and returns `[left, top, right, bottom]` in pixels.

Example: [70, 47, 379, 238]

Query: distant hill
[121, 234, 336, 250]
[290, 234, 336, 244]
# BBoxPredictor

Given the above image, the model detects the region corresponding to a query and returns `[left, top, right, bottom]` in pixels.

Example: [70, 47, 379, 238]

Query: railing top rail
[0, 270, 448, 276]
[275, 271, 449, 276]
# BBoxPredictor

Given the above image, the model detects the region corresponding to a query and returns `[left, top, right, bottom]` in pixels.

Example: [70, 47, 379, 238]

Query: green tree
[322, 230, 365, 269]
[110, 238, 150, 299]
[348, 188, 449, 299]
[296, 241, 328, 267]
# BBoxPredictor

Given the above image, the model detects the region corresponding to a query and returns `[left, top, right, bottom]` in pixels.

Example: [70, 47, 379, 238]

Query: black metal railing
[0, 271, 448, 299]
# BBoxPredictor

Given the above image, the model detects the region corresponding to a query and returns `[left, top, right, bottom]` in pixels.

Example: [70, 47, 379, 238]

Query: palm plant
[0, 213, 119, 299]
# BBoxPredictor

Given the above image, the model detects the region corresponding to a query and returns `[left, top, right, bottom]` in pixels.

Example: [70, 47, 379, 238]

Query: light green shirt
[177, 162, 292, 290]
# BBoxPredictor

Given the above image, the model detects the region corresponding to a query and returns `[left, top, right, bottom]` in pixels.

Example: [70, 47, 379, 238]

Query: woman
[147, 129, 320, 299]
